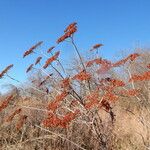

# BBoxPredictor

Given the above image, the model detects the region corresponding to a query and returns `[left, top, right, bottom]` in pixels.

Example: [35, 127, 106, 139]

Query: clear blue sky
[0, 0, 150, 92]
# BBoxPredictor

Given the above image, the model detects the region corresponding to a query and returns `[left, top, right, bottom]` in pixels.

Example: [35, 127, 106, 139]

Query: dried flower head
[35, 56, 42, 65]
[107, 78, 125, 87]
[72, 70, 91, 81]
[43, 51, 60, 69]
[103, 92, 119, 102]
[86, 58, 102, 67]
[90, 44, 103, 51]
[112, 58, 128, 67]
[47, 91, 68, 112]
[85, 90, 99, 109]
[64, 22, 77, 33]
[39, 74, 53, 86]
[60, 77, 70, 89]
[57, 22, 77, 43]
[47, 46, 55, 53]
[42, 113, 61, 128]
[23, 41, 43, 58]
[60, 109, 80, 128]
[26, 64, 34, 73]
[96, 60, 112, 74]
[112, 53, 140, 67]
[128, 53, 140, 61]
[0, 64, 13, 79]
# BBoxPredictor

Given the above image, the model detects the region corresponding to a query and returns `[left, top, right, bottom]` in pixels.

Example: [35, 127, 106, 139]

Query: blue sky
[0, 0, 150, 92]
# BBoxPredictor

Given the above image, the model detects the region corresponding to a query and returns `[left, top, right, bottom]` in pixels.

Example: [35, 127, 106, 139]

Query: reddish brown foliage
[0, 64, 13, 79]
[147, 64, 150, 69]
[23, 41, 43, 58]
[43, 51, 60, 69]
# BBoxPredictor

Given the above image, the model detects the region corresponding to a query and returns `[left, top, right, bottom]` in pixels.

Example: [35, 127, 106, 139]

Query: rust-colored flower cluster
[129, 71, 150, 82]
[42, 113, 61, 128]
[47, 91, 68, 112]
[128, 53, 140, 61]
[105, 78, 125, 87]
[23, 41, 43, 58]
[86, 58, 102, 67]
[0, 64, 13, 79]
[60, 77, 70, 89]
[147, 64, 150, 69]
[57, 22, 77, 43]
[0, 95, 14, 112]
[43, 51, 60, 69]
[86, 58, 112, 74]
[42, 110, 79, 128]
[112, 58, 128, 67]
[72, 70, 91, 81]
[90, 44, 103, 51]
[85, 90, 99, 109]
[112, 53, 140, 67]
[96, 60, 112, 74]
[60, 109, 80, 128]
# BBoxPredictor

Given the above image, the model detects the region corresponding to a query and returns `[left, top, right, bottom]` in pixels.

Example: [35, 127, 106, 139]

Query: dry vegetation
[0, 23, 150, 150]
